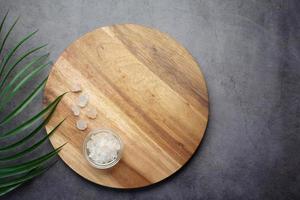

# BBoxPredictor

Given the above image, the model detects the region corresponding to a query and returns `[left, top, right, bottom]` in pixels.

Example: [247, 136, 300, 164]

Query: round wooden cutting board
[44, 24, 209, 188]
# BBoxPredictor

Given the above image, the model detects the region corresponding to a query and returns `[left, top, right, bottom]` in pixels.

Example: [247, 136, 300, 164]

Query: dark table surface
[0, 0, 299, 199]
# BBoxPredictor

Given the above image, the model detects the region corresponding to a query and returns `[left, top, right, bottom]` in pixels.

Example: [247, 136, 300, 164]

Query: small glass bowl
[83, 129, 123, 169]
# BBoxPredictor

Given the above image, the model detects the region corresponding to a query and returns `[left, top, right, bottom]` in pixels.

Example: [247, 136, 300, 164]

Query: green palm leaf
[0, 144, 65, 179]
[0, 183, 22, 196]
[0, 12, 67, 196]
[0, 53, 49, 100]
[0, 61, 50, 111]
[0, 77, 47, 126]
[0, 94, 61, 148]
[0, 119, 65, 161]
[0, 166, 47, 188]
[0, 10, 9, 37]
[0, 92, 65, 139]
[0, 24, 36, 78]
[0, 15, 19, 57]
[0, 44, 48, 89]
[0, 160, 58, 195]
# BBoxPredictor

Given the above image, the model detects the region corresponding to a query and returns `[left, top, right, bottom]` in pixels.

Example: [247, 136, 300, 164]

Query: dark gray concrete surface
[0, 0, 299, 199]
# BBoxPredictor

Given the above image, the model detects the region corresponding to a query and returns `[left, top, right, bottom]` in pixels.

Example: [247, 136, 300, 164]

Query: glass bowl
[83, 129, 123, 169]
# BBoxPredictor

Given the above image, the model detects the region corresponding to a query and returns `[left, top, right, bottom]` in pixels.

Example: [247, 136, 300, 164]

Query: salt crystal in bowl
[83, 129, 123, 169]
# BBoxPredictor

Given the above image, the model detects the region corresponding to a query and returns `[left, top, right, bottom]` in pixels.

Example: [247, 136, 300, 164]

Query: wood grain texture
[44, 24, 209, 188]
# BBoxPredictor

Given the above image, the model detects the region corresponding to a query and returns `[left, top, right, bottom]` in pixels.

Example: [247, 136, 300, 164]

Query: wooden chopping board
[44, 24, 209, 188]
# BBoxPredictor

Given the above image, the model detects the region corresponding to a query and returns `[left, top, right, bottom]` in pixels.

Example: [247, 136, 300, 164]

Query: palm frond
[0, 93, 65, 139]
[0, 10, 9, 37]
[0, 77, 47, 125]
[0, 29, 37, 78]
[0, 144, 64, 179]
[0, 61, 50, 111]
[0, 166, 47, 188]
[0, 44, 48, 89]
[0, 94, 64, 148]
[0, 183, 22, 196]
[0, 119, 65, 161]
[0, 54, 49, 100]
[0, 160, 58, 197]
[0, 14, 19, 57]
[0, 12, 66, 196]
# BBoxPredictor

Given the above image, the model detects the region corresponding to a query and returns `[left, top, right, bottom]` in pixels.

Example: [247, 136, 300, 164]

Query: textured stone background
[0, 0, 299, 199]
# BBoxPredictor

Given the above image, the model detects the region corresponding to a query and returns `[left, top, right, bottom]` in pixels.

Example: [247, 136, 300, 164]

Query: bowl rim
[83, 128, 123, 169]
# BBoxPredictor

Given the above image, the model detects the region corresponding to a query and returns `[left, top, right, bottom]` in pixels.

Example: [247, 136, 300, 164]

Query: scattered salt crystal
[86, 107, 97, 119]
[77, 93, 89, 108]
[71, 105, 80, 116]
[76, 119, 87, 130]
[86, 132, 121, 165]
[70, 83, 82, 93]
